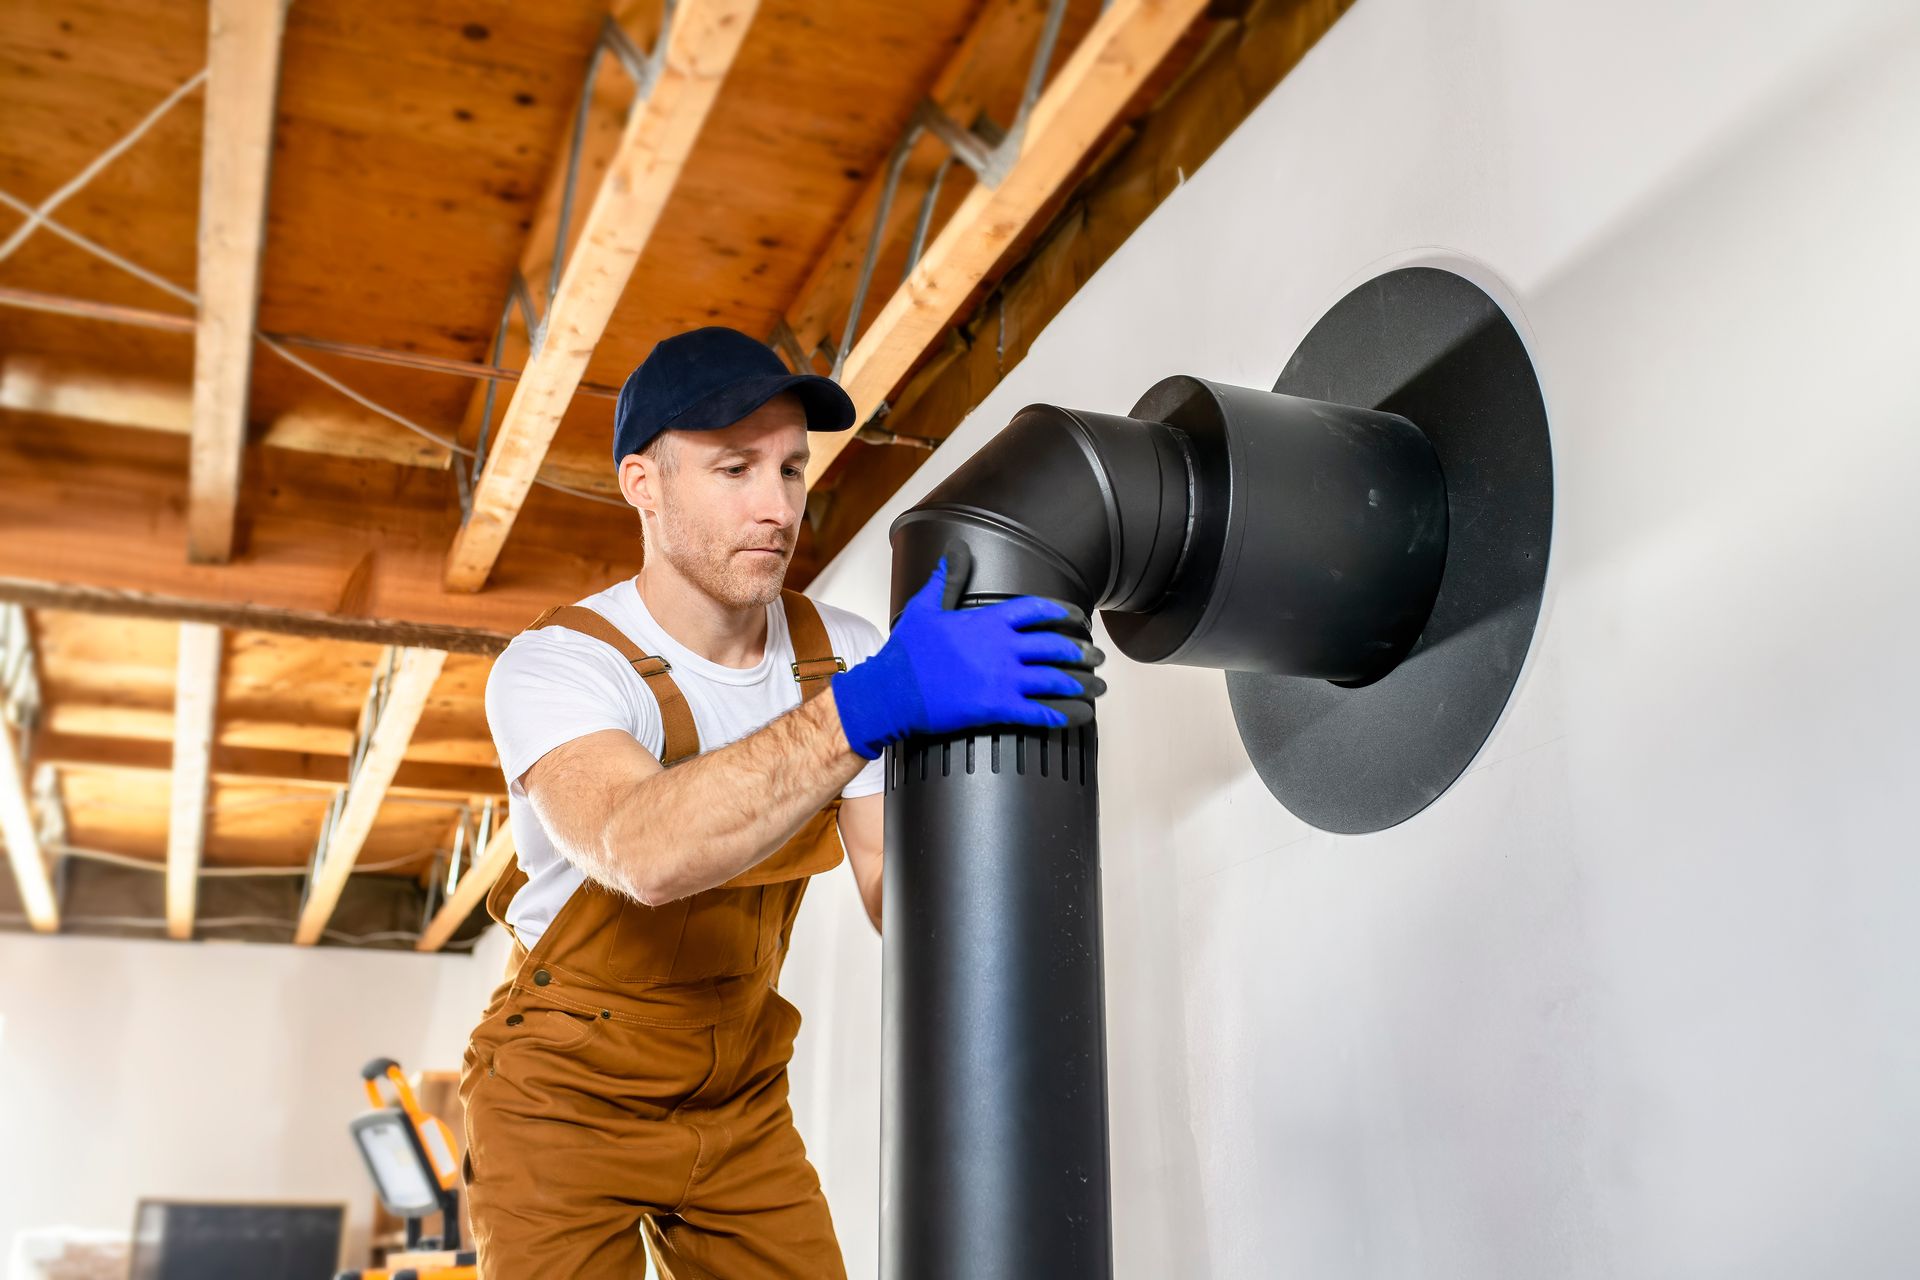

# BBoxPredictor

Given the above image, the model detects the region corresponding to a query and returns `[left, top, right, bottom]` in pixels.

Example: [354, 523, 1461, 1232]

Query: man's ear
[618, 453, 654, 514]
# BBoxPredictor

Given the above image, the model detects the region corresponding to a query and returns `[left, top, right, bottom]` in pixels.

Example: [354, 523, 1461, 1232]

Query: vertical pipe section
[883, 717, 1106, 1277]
[881, 405, 1188, 1279]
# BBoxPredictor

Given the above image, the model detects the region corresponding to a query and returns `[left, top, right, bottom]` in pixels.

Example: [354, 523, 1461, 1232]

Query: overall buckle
[791, 657, 847, 682]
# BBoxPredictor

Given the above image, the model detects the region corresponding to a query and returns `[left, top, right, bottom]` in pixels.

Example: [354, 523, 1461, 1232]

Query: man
[462, 325, 1106, 1278]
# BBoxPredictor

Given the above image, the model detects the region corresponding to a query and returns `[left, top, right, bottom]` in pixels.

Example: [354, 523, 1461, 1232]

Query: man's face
[625, 393, 809, 609]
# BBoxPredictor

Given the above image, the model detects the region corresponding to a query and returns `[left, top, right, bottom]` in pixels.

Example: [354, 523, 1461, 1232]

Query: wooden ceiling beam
[416, 814, 514, 953]
[805, 0, 1212, 487]
[0, 578, 509, 657]
[293, 647, 448, 946]
[447, 2, 659, 493]
[0, 604, 56, 932]
[164, 622, 222, 939]
[35, 731, 504, 800]
[187, 0, 290, 563]
[0, 711, 58, 934]
[777, 0, 1071, 378]
[443, 0, 759, 593]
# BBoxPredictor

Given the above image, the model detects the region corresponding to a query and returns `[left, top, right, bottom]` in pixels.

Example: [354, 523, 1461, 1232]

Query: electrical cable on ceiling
[0, 67, 208, 264]
[256, 335, 625, 507]
[0, 189, 201, 306]
[0, 68, 627, 510]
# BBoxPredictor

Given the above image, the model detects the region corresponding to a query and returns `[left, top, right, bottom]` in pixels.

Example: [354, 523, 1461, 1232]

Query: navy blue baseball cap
[613, 326, 856, 463]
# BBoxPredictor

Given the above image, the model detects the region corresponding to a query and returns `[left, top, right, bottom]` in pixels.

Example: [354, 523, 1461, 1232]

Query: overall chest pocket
[605, 886, 767, 983]
[602, 811, 843, 984]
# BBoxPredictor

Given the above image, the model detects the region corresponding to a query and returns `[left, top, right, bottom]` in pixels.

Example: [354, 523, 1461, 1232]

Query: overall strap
[780, 589, 846, 701]
[525, 604, 700, 765]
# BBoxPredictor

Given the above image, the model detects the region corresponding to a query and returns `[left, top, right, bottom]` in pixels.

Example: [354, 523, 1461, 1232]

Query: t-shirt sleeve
[832, 611, 888, 800]
[484, 633, 661, 788]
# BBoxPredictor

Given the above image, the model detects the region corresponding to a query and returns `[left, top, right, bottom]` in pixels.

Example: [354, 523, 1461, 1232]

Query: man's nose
[752, 471, 800, 525]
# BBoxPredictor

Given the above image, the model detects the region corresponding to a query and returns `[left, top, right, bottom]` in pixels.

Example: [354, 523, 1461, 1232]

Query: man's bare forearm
[603, 687, 867, 904]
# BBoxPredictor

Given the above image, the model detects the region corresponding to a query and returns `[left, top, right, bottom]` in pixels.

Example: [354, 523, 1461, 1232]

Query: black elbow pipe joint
[891, 375, 1450, 684]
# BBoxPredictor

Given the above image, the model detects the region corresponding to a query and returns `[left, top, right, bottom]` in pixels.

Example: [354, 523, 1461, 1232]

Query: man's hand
[830, 545, 1107, 760]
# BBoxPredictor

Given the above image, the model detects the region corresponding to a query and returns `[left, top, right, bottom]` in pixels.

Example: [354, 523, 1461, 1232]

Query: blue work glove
[831, 546, 1107, 760]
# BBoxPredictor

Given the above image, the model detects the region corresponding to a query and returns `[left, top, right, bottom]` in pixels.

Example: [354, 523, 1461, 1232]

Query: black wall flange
[880, 267, 1552, 1279]
[890, 378, 1452, 685]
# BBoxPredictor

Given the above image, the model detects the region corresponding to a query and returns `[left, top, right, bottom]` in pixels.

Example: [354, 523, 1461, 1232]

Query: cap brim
[660, 371, 857, 436]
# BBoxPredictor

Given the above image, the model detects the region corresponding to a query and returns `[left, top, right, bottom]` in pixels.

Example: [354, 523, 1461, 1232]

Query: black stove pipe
[881, 377, 1448, 1279]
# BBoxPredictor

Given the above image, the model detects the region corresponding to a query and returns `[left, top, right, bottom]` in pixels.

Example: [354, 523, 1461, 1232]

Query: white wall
[0, 929, 502, 1270]
[783, 1, 1920, 1275]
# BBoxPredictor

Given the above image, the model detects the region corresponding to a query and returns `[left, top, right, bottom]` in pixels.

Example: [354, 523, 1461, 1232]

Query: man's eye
[724, 466, 748, 476]
[783, 467, 802, 479]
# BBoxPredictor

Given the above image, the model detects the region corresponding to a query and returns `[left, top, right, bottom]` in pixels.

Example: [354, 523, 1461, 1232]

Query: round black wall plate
[1226, 267, 1553, 834]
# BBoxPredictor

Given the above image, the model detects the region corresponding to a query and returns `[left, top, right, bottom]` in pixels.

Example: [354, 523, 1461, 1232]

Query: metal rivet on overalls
[533, 969, 552, 987]
[505, 1014, 524, 1027]
[600, 1009, 611, 1020]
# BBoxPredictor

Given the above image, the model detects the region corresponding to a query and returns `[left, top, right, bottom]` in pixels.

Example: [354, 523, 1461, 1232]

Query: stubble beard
[650, 493, 790, 610]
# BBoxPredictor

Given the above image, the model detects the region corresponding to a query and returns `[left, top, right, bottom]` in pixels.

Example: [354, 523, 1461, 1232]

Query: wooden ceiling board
[218, 625, 383, 734]
[0, 2, 203, 385]
[0, 1, 205, 266]
[34, 609, 179, 712]
[252, 3, 609, 432]
[56, 763, 173, 860]
[0, 0, 609, 488]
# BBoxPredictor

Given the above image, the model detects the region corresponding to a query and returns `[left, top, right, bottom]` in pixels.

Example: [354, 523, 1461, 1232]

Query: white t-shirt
[483, 577, 885, 950]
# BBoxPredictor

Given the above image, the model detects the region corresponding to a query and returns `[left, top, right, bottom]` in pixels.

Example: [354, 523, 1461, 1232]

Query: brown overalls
[461, 589, 851, 1279]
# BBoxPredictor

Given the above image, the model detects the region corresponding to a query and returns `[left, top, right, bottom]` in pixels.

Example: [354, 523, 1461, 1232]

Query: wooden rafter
[443, 0, 760, 593]
[797, 0, 1355, 573]
[777, 0, 1070, 377]
[805, 0, 1211, 487]
[292, 647, 448, 946]
[447, 2, 659, 503]
[186, 0, 289, 563]
[164, 622, 222, 939]
[0, 604, 56, 932]
[0, 578, 510, 657]
[0, 708, 58, 934]
[416, 815, 514, 953]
